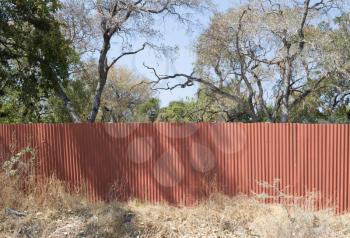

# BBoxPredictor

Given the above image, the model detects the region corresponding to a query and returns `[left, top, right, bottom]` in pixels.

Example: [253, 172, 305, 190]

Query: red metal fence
[0, 123, 349, 212]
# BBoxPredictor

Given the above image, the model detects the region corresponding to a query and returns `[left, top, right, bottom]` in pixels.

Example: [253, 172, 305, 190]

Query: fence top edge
[0, 122, 349, 127]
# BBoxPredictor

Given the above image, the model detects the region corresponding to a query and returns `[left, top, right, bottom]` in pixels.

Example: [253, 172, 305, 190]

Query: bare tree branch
[145, 64, 247, 105]
[107, 43, 148, 70]
[290, 71, 334, 109]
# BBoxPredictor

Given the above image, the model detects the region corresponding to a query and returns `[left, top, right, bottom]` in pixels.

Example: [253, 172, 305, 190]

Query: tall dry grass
[0, 146, 88, 212]
[128, 193, 350, 238]
[0, 146, 129, 238]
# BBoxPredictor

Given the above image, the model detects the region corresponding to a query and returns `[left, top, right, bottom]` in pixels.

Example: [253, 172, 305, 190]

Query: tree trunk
[280, 60, 292, 123]
[57, 83, 82, 123]
[87, 35, 111, 123]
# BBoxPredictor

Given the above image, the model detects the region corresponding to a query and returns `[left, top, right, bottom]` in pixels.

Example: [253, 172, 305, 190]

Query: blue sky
[116, 0, 235, 107]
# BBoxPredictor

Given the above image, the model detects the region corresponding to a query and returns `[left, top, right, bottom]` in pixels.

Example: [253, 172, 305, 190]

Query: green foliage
[157, 89, 259, 123]
[158, 101, 193, 122]
[136, 98, 160, 122]
[0, 0, 76, 122]
[43, 79, 92, 123]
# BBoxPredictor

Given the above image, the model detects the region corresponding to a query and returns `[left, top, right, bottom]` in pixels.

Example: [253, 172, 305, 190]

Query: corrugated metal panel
[0, 123, 349, 212]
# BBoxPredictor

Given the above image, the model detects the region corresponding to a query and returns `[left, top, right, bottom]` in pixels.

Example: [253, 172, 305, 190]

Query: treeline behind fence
[0, 123, 349, 212]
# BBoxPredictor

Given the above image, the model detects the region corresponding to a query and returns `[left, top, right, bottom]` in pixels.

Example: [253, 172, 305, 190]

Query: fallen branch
[5, 208, 28, 217]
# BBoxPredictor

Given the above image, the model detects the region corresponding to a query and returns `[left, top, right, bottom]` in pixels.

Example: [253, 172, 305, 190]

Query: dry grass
[2, 177, 350, 238]
[1, 148, 350, 237]
[0, 170, 133, 238]
[129, 194, 350, 238]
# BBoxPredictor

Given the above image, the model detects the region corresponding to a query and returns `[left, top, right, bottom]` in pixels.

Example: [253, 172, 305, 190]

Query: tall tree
[291, 12, 350, 122]
[58, 0, 208, 122]
[149, 0, 347, 122]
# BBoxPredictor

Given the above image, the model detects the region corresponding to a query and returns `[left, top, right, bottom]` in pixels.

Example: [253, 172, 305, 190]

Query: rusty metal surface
[0, 123, 349, 212]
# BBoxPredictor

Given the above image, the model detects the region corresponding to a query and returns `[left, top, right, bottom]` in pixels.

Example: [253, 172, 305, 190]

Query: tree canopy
[150, 0, 350, 123]
[0, 0, 349, 124]
[0, 0, 76, 122]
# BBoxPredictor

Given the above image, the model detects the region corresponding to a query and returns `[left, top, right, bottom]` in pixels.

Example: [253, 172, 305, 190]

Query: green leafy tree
[0, 0, 76, 122]
[157, 101, 193, 122]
